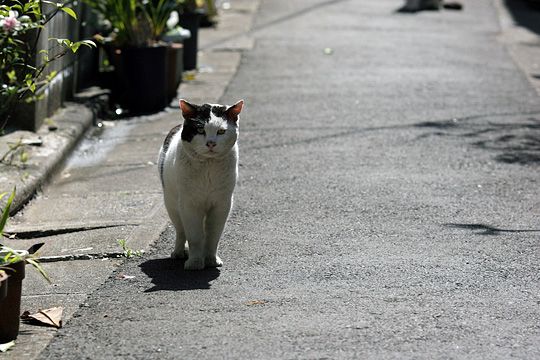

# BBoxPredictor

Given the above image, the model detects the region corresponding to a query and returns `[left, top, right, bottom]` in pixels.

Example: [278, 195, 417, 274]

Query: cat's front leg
[170, 213, 188, 260]
[204, 201, 232, 268]
[181, 209, 206, 270]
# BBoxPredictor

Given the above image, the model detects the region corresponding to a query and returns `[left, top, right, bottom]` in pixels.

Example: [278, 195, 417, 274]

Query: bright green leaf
[70, 42, 81, 53]
[60, 6, 77, 20]
[0, 188, 15, 236]
[6, 70, 17, 83]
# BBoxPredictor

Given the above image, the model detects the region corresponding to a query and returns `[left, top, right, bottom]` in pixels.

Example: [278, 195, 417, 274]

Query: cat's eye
[197, 128, 205, 135]
[217, 129, 226, 135]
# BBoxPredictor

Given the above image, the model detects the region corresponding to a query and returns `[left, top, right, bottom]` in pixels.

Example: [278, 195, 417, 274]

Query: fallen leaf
[21, 307, 63, 328]
[183, 72, 196, 81]
[0, 341, 15, 352]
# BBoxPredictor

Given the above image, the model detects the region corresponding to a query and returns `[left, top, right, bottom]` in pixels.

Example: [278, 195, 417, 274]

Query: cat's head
[179, 99, 244, 159]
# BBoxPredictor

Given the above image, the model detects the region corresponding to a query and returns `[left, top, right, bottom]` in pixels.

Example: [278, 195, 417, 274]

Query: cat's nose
[206, 140, 217, 149]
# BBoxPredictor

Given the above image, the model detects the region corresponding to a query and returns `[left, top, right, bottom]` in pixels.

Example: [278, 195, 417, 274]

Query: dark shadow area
[504, 0, 540, 36]
[394, 5, 438, 14]
[140, 257, 220, 292]
[470, 119, 540, 164]
[394, 1, 463, 14]
[416, 119, 459, 129]
[416, 114, 540, 165]
[446, 223, 540, 235]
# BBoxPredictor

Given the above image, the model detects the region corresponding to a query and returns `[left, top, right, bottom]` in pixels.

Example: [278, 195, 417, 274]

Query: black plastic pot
[110, 45, 169, 114]
[178, 12, 203, 71]
[167, 43, 184, 102]
[0, 260, 26, 343]
[0, 271, 7, 302]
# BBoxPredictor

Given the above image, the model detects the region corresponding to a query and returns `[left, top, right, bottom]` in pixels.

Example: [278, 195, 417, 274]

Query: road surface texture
[38, 0, 539, 358]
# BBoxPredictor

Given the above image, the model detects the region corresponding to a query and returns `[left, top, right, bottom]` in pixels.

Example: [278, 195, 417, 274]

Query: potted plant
[177, 0, 206, 71]
[0, 189, 50, 343]
[84, 0, 178, 114]
[199, 0, 218, 28]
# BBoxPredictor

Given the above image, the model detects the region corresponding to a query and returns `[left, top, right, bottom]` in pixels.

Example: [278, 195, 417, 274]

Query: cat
[399, 0, 463, 12]
[158, 99, 244, 270]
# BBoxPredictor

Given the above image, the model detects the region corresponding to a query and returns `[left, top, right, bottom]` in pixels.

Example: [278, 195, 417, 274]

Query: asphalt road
[39, 0, 540, 358]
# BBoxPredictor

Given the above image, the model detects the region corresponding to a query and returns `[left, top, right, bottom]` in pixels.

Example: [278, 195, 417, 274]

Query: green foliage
[0, 1, 96, 129]
[83, 0, 178, 47]
[0, 137, 29, 166]
[0, 189, 15, 236]
[117, 239, 144, 258]
[0, 245, 51, 283]
[146, 0, 178, 41]
[0, 189, 51, 283]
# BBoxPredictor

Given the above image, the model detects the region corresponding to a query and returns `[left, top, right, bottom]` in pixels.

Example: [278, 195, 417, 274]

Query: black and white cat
[158, 99, 244, 270]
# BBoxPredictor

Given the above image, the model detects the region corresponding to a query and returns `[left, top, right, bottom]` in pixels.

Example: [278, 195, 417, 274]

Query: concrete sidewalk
[0, 1, 259, 358]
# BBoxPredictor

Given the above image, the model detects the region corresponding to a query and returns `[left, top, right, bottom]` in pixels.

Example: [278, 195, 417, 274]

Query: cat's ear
[225, 100, 244, 123]
[179, 99, 197, 119]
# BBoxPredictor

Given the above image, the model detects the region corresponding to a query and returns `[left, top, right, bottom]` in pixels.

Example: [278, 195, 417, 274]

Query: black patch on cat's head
[181, 103, 211, 142]
[211, 105, 226, 118]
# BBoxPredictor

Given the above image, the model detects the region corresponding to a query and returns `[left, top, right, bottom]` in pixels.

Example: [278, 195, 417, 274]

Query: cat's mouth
[201, 149, 219, 157]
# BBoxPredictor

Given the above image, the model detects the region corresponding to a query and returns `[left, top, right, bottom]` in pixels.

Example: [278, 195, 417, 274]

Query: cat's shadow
[140, 257, 220, 292]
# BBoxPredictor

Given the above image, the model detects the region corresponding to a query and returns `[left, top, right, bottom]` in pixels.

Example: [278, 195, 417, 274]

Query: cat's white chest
[169, 144, 238, 208]
[182, 152, 235, 188]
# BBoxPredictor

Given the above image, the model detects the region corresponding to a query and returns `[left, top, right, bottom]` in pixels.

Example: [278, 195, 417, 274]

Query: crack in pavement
[6, 224, 140, 239]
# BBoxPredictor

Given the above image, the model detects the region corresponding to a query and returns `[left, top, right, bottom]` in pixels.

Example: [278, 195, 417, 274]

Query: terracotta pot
[0, 251, 27, 343]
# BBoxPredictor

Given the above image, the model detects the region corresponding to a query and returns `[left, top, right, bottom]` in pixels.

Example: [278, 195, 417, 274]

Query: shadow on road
[445, 223, 540, 235]
[415, 114, 540, 165]
[140, 257, 220, 292]
[504, 0, 540, 36]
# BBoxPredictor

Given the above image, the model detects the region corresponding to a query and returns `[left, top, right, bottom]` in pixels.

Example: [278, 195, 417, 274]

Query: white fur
[159, 105, 239, 270]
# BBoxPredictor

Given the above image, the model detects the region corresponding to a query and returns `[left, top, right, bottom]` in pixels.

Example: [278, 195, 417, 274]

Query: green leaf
[69, 42, 81, 53]
[26, 258, 52, 284]
[20, 151, 28, 163]
[47, 70, 58, 82]
[26, 79, 36, 93]
[0, 188, 15, 236]
[60, 6, 77, 20]
[6, 70, 17, 83]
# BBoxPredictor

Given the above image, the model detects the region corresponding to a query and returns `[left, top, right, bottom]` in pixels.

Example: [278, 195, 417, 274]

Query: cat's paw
[171, 249, 187, 259]
[184, 257, 205, 270]
[205, 255, 223, 268]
